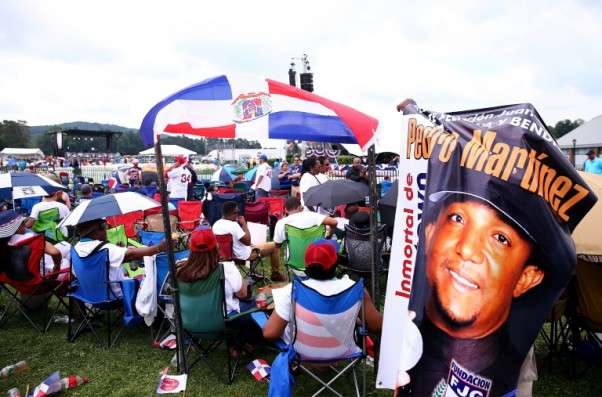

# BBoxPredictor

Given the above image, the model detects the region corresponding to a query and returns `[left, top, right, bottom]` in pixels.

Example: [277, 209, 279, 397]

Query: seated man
[262, 239, 383, 344]
[25, 190, 71, 235]
[73, 218, 168, 298]
[212, 200, 285, 282]
[333, 202, 359, 233]
[273, 197, 338, 250]
[77, 184, 94, 202]
[348, 210, 370, 231]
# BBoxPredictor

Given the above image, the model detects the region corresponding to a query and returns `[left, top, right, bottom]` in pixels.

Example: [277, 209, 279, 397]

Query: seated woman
[262, 239, 383, 345]
[175, 227, 256, 357]
[0, 210, 71, 280]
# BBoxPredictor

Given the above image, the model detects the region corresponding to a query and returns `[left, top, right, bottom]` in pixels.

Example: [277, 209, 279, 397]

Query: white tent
[138, 144, 196, 157]
[0, 148, 44, 159]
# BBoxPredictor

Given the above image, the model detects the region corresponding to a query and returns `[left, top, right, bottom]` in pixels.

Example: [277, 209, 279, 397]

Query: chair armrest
[127, 238, 144, 248]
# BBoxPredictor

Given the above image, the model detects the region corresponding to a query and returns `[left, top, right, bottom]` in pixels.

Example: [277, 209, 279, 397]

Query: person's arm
[322, 216, 338, 228]
[24, 217, 36, 229]
[362, 288, 383, 333]
[45, 242, 63, 271]
[236, 216, 252, 246]
[60, 191, 72, 209]
[263, 311, 289, 342]
[123, 239, 167, 262]
[234, 277, 248, 299]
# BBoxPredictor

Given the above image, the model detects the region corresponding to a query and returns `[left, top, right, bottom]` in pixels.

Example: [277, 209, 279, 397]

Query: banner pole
[154, 139, 187, 374]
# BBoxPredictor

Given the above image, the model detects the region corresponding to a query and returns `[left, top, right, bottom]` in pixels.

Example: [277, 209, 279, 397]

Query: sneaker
[250, 270, 266, 281]
[270, 273, 286, 282]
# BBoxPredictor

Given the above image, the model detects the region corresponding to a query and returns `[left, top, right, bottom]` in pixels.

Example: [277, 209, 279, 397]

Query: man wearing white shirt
[273, 197, 338, 249]
[252, 154, 272, 200]
[166, 155, 192, 206]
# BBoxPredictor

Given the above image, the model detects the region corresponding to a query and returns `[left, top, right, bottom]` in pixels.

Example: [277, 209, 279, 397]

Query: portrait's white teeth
[450, 270, 478, 289]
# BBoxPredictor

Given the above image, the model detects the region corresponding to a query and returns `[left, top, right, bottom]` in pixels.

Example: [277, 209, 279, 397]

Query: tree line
[0, 120, 262, 156]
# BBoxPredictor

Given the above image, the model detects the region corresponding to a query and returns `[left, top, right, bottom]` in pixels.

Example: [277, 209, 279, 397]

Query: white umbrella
[59, 192, 160, 227]
[0, 172, 66, 199]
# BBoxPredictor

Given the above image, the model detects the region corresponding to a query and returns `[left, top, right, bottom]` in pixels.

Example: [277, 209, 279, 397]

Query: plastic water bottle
[6, 388, 21, 397]
[60, 375, 89, 390]
[256, 288, 267, 310]
[0, 361, 27, 378]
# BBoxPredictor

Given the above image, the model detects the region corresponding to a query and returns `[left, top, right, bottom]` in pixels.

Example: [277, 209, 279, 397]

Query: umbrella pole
[367, 145, 379, 310]
[154, 140, 188, 374]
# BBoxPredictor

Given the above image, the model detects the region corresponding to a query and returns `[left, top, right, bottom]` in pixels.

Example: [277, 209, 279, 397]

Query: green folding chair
[179, 264, 255, 384]
[284, 224, 326, 280]
[31, 207, 65, 243]
[106, 224, 144, 279]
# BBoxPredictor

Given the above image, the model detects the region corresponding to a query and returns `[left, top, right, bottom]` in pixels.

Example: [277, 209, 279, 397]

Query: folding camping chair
[68, 246, 126, 349]
[283, 224, 326, 280]
[244, 200, 270, 225]
[258, 196, 286, 239]
[255, 278, 368, 396]
[215, 233, 268, 284]
[177, 201, 203, 232]
[203, 192, 246, 225]
[341, 224, 388, 278]
[106, 210, 144, 239]
[106, 225, 145, 279]
[16, 197, 42, 216]
[178, 263, 255, 384]
[0, 234, 69, 333]
[153, 250, 190, 345]
[560, 259, 602, 378]
[31, 207, 65, 244]
[143, 207, 178, 233]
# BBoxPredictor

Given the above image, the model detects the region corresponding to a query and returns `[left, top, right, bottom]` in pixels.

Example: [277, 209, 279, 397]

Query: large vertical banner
[378, 103, 597, 396]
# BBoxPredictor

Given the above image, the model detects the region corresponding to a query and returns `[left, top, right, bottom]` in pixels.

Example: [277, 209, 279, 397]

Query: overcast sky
[1, 0, 601, 145]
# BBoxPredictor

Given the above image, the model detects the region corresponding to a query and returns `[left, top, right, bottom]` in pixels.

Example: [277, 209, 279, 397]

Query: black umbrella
[378, 179, 398, 239]
[304, 179, 369, 208]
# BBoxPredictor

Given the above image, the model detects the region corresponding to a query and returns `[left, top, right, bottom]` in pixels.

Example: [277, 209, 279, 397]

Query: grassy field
[1, 296, 601, 396]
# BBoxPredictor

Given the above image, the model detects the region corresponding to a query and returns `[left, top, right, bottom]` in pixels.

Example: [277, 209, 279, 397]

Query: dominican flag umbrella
[0, 172, 66, 199]
[303, 179, 369, 208]
[139, 74, 378, 151]
[59, 192, 160, 227]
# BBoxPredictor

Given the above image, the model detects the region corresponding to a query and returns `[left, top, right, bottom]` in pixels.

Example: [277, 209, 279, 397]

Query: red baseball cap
[189, 227, 217, 253]
[304, 239, 340, 270]
[175, 155, 188, 165]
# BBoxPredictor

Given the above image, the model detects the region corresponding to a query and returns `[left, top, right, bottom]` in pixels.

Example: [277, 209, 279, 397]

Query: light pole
[572, 139, 577, 167]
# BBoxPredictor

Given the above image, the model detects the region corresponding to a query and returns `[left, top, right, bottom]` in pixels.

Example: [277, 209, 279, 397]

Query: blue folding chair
[267, 278, 367, 397]
[204, 192, 246, 225]
[153, 250, 190, 344]
[67, 246, 126, 349]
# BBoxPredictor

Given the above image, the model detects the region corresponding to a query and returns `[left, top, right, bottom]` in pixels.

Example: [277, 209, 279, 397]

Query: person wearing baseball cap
[251, 154, 272, 200]
[165, 155, 192, 207]
[584, 149, 602, 175]
[125, 158, 142, 186]
[262, 239, 382, 344]
[397, 102, 598, 397]
[175, 226, 256, 357]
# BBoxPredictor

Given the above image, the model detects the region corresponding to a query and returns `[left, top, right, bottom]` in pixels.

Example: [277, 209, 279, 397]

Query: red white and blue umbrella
[211, 166, 235, 184]
[139, 74, 378, 151]
[0, 172, 66, 199]
[59, 192, 160, 227]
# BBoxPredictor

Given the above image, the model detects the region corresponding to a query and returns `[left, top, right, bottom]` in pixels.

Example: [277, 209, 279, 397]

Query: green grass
[1, 296, 601, 396]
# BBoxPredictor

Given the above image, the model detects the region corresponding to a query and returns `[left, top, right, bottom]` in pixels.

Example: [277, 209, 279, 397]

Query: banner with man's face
[378, 102, 597, 396]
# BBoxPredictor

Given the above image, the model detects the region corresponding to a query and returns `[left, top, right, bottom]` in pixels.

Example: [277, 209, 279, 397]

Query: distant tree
[548, 119, 584, 139]
[0, 120, 31, 149]
[116, 131, 144, 155]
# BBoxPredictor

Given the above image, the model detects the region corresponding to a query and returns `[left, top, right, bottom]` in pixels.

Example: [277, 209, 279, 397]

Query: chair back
[284, 224, 326, 271]
[244, 200, 269, 225]
[106, 225, 128, 247]
[70, 246, 116, 303]
[107, 211, 143, 238]
[139, 230, 165, 246]
[156, 250, 190, 300]
[31, 207, 64, 242]
[204, 192, 246, 225]
[215, 234, 234, 261]
[1, 234, 45, 289]
[343, 224, 387, 274]
[378, 202, 396, 239]
[258, 197, 285, 220]
[575, 259, 602, 332]
[178, 201, 203, 231]
[17, 197, 42, 216]
[291, 278, 364, 362]
[178, 264, 227, 339]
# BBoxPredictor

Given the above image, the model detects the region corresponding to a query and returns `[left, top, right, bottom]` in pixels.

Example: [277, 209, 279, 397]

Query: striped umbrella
[0, 172, 67, 199]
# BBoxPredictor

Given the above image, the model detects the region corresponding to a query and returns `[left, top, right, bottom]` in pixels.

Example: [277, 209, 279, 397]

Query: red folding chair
[107, 210, 144, 239]
[214, 233, 267, 284]
[258, 197, 285, 220]
[244, 200, 270, 225]
[178, 201, 203, 231]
